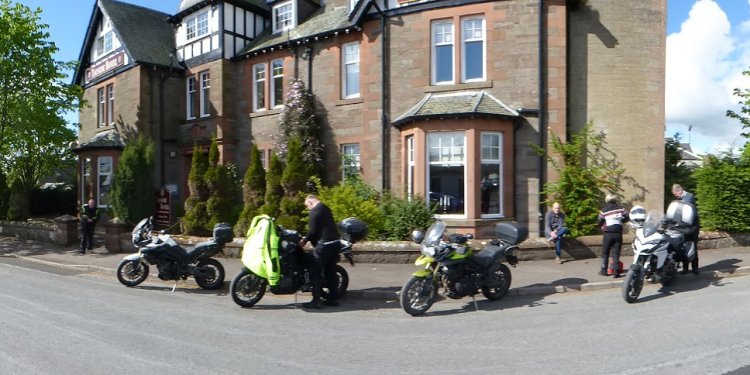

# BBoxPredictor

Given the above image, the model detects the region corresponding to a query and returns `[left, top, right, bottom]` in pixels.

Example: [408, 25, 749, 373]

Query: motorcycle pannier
[494, 222, 528, 245]
[213, 223, 234, 244]
[337, 217, 368, 242]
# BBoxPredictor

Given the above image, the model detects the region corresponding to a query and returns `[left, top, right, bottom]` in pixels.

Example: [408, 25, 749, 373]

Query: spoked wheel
[622, 264, 644, 303]
[400, 276, 436, 316]
[482, 262, 512, 301]
[321, 264, 349, 300]
[194, 258, 225, 290]
[230, 268, 268, 308]
[116, 259, 149, 287]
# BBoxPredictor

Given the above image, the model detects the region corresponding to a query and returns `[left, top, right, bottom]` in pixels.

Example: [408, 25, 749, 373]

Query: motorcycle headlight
[422, 245, 436, 257]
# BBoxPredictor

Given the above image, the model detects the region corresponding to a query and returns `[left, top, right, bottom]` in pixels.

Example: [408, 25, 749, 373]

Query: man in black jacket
[298, 195, 341, 309]
[79, 199, 100, 254]
[597, 194, 629, 278]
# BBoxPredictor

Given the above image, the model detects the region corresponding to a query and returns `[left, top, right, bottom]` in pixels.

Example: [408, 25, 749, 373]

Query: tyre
[116, 259, 149, 287]
[622, 264, 644, 303]
[321, 264, 349, 300]
[661, 261, 678, 287]
[482, 262, 512, 301]
[194, 258, 225, 290]
[400, 276, 436, 316]
[230, 268, 268, 308]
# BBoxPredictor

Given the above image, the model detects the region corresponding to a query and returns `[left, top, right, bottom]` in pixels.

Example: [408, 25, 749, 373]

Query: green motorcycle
[399, 220, 526, 316]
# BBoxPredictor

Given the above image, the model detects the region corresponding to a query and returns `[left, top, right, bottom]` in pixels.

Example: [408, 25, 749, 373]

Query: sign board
[154, 187, 171, 228]
[85, 51, 126, 83]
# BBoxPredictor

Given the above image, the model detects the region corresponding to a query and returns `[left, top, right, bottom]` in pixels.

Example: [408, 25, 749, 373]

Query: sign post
[154, 187, 171, 229]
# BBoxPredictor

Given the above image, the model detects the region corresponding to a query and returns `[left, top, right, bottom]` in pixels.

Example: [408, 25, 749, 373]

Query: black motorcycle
[116, 217, 232, 290]
[229, 217, 367, 308]
[400, 220, 527, 316]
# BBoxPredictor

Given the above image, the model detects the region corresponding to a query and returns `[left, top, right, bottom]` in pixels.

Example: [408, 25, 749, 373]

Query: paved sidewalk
[1, 235, 749, 301]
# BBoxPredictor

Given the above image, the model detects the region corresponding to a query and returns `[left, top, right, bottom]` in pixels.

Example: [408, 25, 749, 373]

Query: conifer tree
[182, 145, 209, 235]
[110, 136, 155, 224]
[260, 153, 284, 218]
[205, 136, 234, 229]
[235, 144, 266, 236]
[277, 136, 311, 231]
[274, 79, 324, 175]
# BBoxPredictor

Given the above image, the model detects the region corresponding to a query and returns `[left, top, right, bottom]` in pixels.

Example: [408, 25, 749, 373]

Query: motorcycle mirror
[465, 233, 474, 240]
[411, 230, 424, 244]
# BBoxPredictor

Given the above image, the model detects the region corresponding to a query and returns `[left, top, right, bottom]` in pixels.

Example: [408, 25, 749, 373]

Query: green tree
[693, 146, 750, 231]
[277, 137, 311, 231]
[727, 68, 750, 139]
[235, 144, 266, 236]
[182, 145, 209, 235]
[664, 133, 695, 208]
[109, 136, 155, 225]
[0, 170, 7, 220]
[0, 0, 81, 209]
[260, 153, 284, 218]
[275, 79, 324, 173]
[204, 136, 234, 229]
[538, 122, 626, 236]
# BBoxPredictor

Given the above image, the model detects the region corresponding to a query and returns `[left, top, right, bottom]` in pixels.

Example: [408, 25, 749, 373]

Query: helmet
[629, 205, 647, 227]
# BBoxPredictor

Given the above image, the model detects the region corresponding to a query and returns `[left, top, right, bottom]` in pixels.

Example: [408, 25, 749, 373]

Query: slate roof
[99, 0, 177, 68]
[393, 91, 520, 127]
[239, 3, 354, 55]
[73, 129, 126, 152]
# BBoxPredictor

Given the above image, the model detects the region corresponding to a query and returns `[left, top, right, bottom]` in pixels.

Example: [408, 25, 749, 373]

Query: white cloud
[666, 0, 748, 154]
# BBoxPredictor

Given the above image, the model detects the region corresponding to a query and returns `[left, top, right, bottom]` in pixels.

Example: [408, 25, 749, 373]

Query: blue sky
[15, 0, 750, 154]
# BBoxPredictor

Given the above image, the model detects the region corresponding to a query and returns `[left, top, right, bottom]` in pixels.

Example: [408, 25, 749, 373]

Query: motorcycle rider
[671, 184, 699, 274]
[298, 195, 341, 309]
[79, 198, 100, 254]
[597, 194, 629, 278]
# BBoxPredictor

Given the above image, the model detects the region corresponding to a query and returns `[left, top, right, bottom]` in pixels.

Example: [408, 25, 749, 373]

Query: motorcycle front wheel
[116, 259, 149, 287]
[400, 276, 436, 316]
[482, 262, 512, 301]
[194, 258, 226, 290]
[230, 268, 268, 308]
[622, 264, 644, 303]
[321, 264, 349, 299]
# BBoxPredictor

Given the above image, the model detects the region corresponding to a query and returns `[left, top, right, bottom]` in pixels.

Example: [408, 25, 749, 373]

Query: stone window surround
[430, 13, 486, 86]
[272, 1, 295, 34]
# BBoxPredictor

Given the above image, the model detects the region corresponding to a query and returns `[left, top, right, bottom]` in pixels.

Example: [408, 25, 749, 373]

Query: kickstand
[471, 295, 478, 311]
[294, 293, 299, 309]
[171, 281, 178, 293]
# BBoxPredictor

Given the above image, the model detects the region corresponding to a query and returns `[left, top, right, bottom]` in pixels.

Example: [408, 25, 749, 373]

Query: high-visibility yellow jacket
[241, 215, 280, 285]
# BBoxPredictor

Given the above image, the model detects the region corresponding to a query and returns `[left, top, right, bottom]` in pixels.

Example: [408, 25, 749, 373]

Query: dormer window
[186, 11, 210, 40]
[95, 18, 115, 59]
[272, 1, 295, 33]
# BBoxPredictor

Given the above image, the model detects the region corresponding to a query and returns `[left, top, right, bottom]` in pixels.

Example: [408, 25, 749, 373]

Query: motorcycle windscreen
[642, 211, 664, 238]
[422, 221, 446, 246]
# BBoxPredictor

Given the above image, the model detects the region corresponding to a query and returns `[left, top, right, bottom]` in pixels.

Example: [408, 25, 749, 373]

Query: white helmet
[629, 205, 647, 227]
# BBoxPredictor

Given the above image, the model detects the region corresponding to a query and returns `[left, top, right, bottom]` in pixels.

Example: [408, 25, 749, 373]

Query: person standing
[79, 198, 100, 254]
[672, 184, 700, 274]
[597, 194, 629, 278]
[298, 195, 341, 309]
[544, 202, 569, 264]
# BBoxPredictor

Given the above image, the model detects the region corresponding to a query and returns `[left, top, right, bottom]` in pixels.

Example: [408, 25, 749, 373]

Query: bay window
[427, 132, 465, 215]
[480, 132, 503, 216]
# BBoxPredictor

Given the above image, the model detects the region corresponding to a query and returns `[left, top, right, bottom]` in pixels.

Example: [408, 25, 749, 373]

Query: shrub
[204, 137, 234, 229]
[260, 153, 284, 218]
[693, 146, 750, 232]
[314, 177, 383, 238]
[277, 137, 311, 231]
[379, 192, 436, 240]
[109, 136, 155, 224]
[7, 177, 29, 221]
[0, 171, 8, 220]
[275, 79, 324, 172]
[30, 183, 76, 216]
[182, 145, 209, 235]
[235, 145, 266, 236]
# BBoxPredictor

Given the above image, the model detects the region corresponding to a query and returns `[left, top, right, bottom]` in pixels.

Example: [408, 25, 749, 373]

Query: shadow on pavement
[629, 258, 741, 304]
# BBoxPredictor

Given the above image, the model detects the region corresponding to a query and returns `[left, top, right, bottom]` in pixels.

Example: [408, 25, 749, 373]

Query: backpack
[241, 215, 281, 286]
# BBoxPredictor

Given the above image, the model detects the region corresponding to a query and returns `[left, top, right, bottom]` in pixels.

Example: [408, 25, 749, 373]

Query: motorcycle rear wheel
[230, 268, 268, 308]
[194, 258, 225, 290]
[482, 262, 512, 301]
[622, 264, 643, 303]
[400, 276, 436, 316]
[321, 264, 349, 299]
[116, 259, 149, 287]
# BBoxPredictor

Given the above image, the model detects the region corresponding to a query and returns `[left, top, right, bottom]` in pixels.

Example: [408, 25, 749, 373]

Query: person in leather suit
[298, 195, 341, 309]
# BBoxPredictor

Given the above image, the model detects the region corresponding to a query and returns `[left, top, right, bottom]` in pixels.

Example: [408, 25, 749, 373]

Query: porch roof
[73, 129, 125, 153]
[392, 90, 520, 128]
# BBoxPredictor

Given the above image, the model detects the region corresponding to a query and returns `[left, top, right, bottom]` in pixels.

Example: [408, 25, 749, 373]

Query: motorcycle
[621, 202, 697, 303]
[116, 217, 232, 290]
[229, 217, 367, 308]
[399, 220, 526, 316]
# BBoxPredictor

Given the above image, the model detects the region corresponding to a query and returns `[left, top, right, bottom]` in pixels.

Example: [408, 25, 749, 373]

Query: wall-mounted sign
[154, 187, 171, 228]
[85, 51, 126, 84]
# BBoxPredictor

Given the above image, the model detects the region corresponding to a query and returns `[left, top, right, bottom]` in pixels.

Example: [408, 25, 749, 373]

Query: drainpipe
[307, 45, 314, 90]
[372, 2, 389, 191]
[537, 0, 548, 237]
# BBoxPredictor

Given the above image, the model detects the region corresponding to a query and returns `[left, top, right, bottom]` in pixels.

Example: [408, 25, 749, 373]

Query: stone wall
[0, 215, 78, 246]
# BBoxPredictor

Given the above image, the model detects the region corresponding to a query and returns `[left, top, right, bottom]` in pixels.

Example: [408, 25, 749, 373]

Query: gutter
[372, 1, 390, 191]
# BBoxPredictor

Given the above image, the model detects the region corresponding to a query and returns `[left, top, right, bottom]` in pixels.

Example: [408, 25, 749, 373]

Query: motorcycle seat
[186, 240, 220, 260]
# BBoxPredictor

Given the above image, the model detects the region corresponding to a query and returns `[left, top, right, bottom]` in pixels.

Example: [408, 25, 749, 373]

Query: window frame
[186, 76, 197, 120]
[341, 143, 361, 181]
[252, 63, 266, 112]
[97, 87, 106, 127]
[81, 158, 91, 203]
[106, 84, 115, 125]
[431, 20, 455, 85]
[270, 59, 284, 108]
[406, 135, 415, 199]
[199, 71, 211, 118]
[97, 156, 113, 208]
[480, 132, 503, 218]
[186, 11, 210, 41]
[461, 16, 486, 83]
[426, 131, 466, 217]
[341, 42, 361, 99]
[272, 1, 295, 34]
